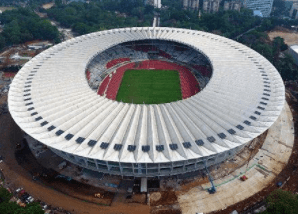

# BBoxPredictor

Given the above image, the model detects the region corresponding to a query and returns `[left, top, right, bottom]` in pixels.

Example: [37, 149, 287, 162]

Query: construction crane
[204, 160, 216, 194]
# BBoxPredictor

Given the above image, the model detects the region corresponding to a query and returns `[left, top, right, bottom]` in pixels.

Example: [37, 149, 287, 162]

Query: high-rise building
[183, 0, 200, 11]
[203, 0, 221, 13]
[290, 2, 298, 19]
[241, 0, 274, 17]
[147, 0, 161, 8]
[224, 1, 241, 12]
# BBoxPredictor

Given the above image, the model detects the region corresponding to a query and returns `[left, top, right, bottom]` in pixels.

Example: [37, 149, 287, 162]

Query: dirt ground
[208, 90, 298, 214]
[150, 190, 178, 207]
[268, 26, 298, 46]
[42, 2, 55, 10]
[150, 192, 161, 202]
[126, 193, 147, 204]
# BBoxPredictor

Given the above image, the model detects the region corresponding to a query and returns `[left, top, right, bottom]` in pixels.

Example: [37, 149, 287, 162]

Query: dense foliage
[160, 8, 262, 38]
[239, 18, 298, 81]
[47, 0, 153, 35]
[260, 189, 298, 214]
[0, 186, 44, 214]
[0, 8, 60, 49]
[0, 0, 51, 7]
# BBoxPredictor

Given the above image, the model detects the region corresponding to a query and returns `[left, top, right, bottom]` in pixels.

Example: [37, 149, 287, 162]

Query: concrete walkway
[178, 102, 294, 214]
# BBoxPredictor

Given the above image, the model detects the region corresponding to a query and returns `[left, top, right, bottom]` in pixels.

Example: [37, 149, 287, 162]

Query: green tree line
[0, 8, 60, 49]
[260, 189, 298, 214]
[46, 0, 153, 35]
[238, 18, 298, 81]
[0, 186, 44, 214]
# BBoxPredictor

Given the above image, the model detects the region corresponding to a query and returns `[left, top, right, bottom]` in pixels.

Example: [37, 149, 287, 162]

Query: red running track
[98, 60, 200, 100]
[106, 58, 131, 69]
[97, 76, 110, 95]
[105, 63, 135, 100]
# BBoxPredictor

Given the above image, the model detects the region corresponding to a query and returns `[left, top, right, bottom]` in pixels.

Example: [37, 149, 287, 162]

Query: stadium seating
[106, 58, 131, 69]
[192, 65, 212, 77]
[89, 40, 214, 100]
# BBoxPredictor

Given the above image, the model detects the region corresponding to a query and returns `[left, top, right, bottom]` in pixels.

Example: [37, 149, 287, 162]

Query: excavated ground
[209, 90, 298, 214]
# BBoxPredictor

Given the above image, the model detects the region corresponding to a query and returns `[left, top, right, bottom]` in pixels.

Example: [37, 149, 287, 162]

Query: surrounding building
[203, 0, 221, 13]
[241, 0, 274, 17]
[146, 0, 161, 8]
[8, 27, 285, 178]
[289, 45, 298, 65]
[183, 0, 200, 11]
[290, 2, 298, 19]
[224, 1, 241, 11]
[283, 0, 298, 10]
[253, 10, 263, 17]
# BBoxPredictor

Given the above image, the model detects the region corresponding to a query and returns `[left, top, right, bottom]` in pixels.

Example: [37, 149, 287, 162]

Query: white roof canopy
[8, 27, 285, 163]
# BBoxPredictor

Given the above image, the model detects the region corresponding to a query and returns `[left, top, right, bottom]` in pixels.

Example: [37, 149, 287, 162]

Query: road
[233, 22, 262, 40]
[50, 20, 76, 41]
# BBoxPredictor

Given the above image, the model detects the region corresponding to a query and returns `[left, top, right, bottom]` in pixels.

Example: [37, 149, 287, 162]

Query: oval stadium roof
[8, 27, 285, 163]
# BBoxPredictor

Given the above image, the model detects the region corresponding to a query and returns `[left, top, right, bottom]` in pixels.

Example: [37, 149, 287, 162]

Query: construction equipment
[204, 160, 216, 194]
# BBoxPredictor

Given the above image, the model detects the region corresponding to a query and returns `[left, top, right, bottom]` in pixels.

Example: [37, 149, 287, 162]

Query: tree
[260, 189, 298, 214]
[55, 0, 62, 7]
[0, 187, 12, 202]
[0, 36, 6, 50]
[0, 8, 60, 45]
[273, 36, 288, 52]
[0, 187, 44, 214]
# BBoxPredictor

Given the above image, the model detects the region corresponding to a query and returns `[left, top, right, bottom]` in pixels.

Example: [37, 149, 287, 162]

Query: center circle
[86, 39, 212, 104]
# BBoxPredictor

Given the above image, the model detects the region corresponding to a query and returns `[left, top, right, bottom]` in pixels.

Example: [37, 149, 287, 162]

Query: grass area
[116, 69, 182, 104]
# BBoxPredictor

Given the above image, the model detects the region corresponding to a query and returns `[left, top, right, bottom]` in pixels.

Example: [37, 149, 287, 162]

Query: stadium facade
[8, 27, 285, 178]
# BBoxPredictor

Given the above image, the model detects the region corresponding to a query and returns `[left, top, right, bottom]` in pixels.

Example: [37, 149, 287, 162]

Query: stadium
[8, 27, 285, 178]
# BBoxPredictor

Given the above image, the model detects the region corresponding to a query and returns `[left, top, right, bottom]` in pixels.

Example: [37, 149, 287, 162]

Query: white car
[41, 205, 48, 210]
[15, 188, 23, 193]
[26, 196, 34, 203]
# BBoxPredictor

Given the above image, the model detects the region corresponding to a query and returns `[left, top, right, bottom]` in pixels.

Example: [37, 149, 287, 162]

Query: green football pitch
[116, 69, 182, 104]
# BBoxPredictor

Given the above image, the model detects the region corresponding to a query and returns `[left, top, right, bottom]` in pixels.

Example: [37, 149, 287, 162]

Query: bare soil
[42, 2, 55, 10]
[209, 90, 298, 214]
[268, 26, 298, 46]
[150, 191, 178, 206]
[150, 192, 161, 202]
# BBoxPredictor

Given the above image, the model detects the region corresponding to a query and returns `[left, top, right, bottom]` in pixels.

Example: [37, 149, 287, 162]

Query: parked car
[15, 188, 23, 193]
[20, 193, 30, 202]
[41, 204, 48, 210]
[25, 196, 34, 204]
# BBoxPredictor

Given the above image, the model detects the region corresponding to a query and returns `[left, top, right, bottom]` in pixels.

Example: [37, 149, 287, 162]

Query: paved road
[233, 23, 262, 40]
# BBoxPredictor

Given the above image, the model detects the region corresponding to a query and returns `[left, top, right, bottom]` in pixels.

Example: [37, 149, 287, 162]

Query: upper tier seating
[106, 58, 131, 69]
